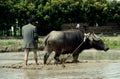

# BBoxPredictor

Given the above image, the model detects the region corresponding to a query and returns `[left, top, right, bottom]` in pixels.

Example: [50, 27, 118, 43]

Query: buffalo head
[85, 33, 109, 51]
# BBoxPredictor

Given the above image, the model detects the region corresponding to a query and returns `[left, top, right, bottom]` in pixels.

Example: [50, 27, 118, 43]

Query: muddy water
[0, 50, 120, 79]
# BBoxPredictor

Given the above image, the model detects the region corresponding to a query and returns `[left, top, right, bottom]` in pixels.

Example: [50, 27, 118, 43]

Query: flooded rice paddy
[0, 49, 120, 79]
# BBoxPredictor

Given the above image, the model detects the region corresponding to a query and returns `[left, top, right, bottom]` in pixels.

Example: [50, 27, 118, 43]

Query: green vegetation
[102, 35, 120, 49]
[0, 35, 120, 50]
[0, 0, 120, 36]
[0, 41, 16, 46]
[0, 39, 22, 47]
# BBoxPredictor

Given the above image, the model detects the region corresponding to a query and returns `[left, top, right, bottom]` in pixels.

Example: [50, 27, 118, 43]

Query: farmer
[22, 18, 39, 66]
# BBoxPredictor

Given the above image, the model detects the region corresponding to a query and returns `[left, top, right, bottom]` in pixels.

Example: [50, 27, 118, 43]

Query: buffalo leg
[54, 53, 60, 64]
[44, 51, 51, 64]
[72, 53, 79, 63]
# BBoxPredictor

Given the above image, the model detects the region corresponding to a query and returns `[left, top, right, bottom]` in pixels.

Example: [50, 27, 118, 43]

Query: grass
[0, 39, 22, 47]
[101, 35, 120, 49]
[0, 35, 119, 49]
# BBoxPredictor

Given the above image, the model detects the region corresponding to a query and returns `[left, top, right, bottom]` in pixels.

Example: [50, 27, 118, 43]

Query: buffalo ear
[84, 33, 90, 39]
[84, 33, 90, 36]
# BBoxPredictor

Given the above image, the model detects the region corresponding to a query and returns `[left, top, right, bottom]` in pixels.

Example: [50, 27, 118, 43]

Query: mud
[0, 49, 120, 79]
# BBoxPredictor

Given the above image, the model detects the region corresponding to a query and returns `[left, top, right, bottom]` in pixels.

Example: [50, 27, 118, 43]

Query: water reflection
[24, 70, 40, 79]
[1, 63, 120, 79]
[0, 68, 24, 79]
[103, 63, 120, 79]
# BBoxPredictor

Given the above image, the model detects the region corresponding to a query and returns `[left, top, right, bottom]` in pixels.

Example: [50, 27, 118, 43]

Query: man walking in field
[22, 18, 39, 66]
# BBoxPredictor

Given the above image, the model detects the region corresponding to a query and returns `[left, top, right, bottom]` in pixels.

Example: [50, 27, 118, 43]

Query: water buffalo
[43, 29, 109, 64]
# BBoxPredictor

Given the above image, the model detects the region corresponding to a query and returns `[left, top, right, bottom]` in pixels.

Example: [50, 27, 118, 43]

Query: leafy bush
[0, 0, 120, 36]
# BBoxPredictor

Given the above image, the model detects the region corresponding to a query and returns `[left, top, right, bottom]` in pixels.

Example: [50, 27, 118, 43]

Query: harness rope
[44, 34, 88, 67]
[61, 35, 87, 65]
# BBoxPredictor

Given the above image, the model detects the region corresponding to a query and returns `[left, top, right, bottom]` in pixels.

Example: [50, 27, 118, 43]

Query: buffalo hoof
[54, 60, 62, 64]
[72, 60, 79, 63]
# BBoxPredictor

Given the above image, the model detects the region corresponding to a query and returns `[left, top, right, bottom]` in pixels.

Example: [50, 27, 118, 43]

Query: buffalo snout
[104, 47, 109, 51]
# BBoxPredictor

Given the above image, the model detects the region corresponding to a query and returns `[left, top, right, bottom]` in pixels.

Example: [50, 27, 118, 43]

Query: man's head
[28, 18, 36, 25]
